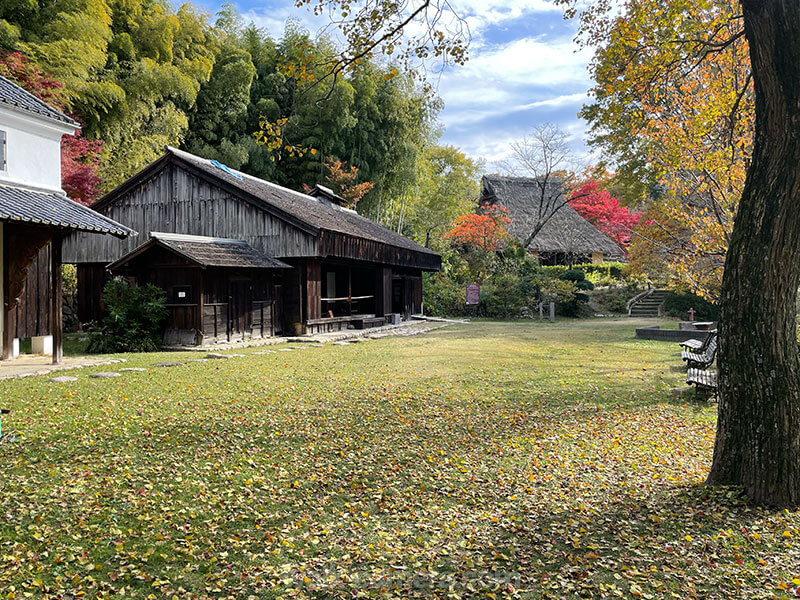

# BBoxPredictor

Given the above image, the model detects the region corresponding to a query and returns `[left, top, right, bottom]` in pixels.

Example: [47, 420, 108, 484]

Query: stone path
[34, 321, 451, 384]
[0, 357, 127, 381]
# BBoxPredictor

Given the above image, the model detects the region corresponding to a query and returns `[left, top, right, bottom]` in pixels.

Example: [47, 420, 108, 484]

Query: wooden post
[227, 296, 231, 342]
[197, 271, 205, 342]
[2, 227, 10, 360]
[51, 231, 63, 364]
[2, 305, 12, 360]
[348, 267, 352, 316]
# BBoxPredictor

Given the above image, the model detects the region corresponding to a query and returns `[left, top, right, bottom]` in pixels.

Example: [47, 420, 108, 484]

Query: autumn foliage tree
[443, 205, 512, 284]
[569, 180, 641, 250]
[0, 52, 104, 205]
[560, 0, 752, 298]
[444, 204, 512, 253]
[560, 0, 800, 507]
[304, 157, 374, 210]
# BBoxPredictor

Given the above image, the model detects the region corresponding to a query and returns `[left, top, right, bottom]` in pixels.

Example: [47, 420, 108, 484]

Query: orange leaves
[444, 204, 512, 252]
[572, 0, 751, 298]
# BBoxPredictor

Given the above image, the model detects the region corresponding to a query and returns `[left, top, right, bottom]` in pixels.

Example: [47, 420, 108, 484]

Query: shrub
[663, 291, 718, 321]
[545, 262, 626, 281]
[542, 265, 569, 279]
[87, 280, 168, 353]
[423, 273, 469, 317]
[560, 269, 587, 282]
[590, 287, 630, 314]
[480, 273, 527, 319]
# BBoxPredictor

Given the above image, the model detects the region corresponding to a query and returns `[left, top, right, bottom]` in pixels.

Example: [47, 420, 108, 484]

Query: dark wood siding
[280, 258, 304, 334]
[12, 243, 51, 339]
[375, 267, 392, 316]
[320, 230, 440, 271]
[109, 243, 281, 345]
[411, 276, 423, 314]
[77, 263, 108, 323]
[63, 164, 318, 264]
[306, 259, 321, 321]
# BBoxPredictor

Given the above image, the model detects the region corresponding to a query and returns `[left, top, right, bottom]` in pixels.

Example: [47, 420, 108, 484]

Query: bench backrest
[700, 330, 717, 351]
[702, 335, 718, 361]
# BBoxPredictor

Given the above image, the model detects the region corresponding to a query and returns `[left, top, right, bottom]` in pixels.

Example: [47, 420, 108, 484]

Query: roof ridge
[166, 146, 319, 205]
[151, 231, 247, 245]
[163, 146, 439, 257]
[0, 75, 79, 128]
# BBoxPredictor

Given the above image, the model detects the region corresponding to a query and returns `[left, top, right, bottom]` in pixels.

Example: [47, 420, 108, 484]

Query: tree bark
[708, 0, 800, 505]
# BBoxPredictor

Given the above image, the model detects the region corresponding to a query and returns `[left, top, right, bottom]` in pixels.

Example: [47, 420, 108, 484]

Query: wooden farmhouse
[480, 175, 621, 264]
[0, 76, 133, 363]
[63, 146, 441, 344]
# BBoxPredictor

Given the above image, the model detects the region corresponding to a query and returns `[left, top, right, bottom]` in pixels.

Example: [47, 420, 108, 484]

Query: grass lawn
[1, 319, 797, 599]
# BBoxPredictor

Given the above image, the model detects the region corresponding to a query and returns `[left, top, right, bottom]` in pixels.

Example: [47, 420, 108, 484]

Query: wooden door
[403, 277, 413, 319]
[229, 278, 252, 340]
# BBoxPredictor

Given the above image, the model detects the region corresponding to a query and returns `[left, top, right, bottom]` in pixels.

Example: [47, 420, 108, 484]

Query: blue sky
[193, 0, 594, 171]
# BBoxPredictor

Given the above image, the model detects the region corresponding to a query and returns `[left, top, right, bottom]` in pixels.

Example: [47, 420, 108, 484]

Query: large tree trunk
[708, 1, 800, 505]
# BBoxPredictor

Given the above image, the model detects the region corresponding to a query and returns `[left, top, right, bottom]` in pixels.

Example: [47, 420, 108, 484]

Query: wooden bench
[680, 330, 716, 351]
[682, 334, 717, 368]
[686, 367, 717, 399]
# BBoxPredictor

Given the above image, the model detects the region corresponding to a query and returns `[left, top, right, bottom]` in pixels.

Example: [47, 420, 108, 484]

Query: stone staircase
[628, 289, 668, 318]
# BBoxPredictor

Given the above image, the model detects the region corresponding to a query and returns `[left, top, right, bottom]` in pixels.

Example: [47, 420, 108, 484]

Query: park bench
[686, 367, 718, 399]
[679, 330, 717, 351]
[682, 334, 717, 368]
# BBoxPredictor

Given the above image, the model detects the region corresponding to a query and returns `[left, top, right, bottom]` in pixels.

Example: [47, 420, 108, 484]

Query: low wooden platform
[306, 314, 385, 334]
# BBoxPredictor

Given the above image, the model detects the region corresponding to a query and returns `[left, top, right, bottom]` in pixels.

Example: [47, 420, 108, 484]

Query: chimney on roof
[308, 183, 347, 206]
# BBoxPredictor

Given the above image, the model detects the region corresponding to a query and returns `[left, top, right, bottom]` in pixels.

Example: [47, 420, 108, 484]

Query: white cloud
[240, 4, 327, 37]
[434, 32, 595, 167]
[441, 92, 587, 129]
[440, 35, 592, 93]
[449, 0, 562, 34]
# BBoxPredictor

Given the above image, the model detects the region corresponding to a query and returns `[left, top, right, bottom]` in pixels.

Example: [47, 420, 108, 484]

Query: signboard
[465, 284, 480, 305]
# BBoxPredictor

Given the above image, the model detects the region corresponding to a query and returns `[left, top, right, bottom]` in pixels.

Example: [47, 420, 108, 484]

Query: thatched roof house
[480, 175, 621, 264]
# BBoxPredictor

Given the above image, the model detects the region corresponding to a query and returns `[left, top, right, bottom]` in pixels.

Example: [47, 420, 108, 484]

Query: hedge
[542, 261, 625, 280]
[663, 292, 719, 321]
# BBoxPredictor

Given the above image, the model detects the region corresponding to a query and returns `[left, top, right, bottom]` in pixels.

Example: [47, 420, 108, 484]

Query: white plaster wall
[0, 106, 75, 192]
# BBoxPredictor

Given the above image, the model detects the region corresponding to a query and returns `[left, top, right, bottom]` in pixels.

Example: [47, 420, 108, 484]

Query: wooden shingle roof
[110, 232, 291, 270]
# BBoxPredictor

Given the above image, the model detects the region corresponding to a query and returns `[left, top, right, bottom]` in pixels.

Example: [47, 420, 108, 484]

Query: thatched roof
[481, 175, 621, 257]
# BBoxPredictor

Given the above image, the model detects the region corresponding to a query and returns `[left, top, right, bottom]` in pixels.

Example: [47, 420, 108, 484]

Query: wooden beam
[51, 231, 63, 364]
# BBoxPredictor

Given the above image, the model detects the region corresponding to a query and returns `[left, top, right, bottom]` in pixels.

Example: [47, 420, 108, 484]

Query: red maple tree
[444, 204, 512, 251]
[0, 52, 103, 205]
[569, 180, 641, 249]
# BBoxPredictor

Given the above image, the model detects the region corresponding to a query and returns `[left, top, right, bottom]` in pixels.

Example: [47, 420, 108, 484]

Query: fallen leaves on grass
[1, 322, 799, 599]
